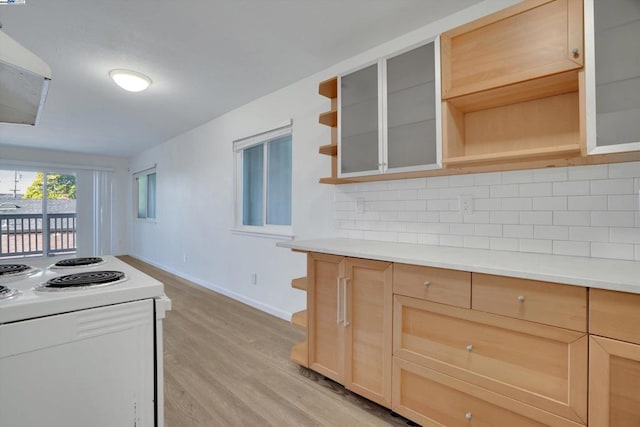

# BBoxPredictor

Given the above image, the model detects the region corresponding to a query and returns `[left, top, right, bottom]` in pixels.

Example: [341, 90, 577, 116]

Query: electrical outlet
[356, 198, 365, 214]
[251, 273, 257, 285]
[459, 195, 473, 214]
[183, 254, 187, 264]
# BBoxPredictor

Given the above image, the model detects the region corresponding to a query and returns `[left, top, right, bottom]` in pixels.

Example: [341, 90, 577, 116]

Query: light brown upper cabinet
[440, 0, 586, 167]
[585, 0, 640, 155]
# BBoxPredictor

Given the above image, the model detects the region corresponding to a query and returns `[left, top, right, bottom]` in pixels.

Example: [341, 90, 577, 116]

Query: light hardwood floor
[119, 256, 412, 427]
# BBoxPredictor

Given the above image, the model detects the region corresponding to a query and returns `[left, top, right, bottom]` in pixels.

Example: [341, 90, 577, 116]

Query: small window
[234, 122, 292, 237]
[134, 168, 156, 220]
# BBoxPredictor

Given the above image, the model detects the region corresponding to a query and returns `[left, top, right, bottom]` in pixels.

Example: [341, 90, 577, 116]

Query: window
[134, 168, 156, 220]
[234, 122, 292, 237]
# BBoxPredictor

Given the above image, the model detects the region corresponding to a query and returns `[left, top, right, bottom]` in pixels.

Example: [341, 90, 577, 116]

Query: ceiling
[0, 0, 481, 158]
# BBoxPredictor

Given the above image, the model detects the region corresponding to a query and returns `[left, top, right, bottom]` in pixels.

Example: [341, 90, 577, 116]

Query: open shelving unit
[289, 276, 309, 367]
[318, 77, 339, 182]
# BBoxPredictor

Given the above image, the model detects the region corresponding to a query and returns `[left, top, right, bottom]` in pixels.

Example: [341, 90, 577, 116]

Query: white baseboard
[129, 255, 292, 321]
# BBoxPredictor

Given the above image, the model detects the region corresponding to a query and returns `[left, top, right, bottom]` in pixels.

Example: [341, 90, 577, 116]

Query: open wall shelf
[318, 77, 338, 181]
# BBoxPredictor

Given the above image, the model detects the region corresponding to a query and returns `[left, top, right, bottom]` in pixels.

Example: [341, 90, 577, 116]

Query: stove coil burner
[38, 271, 126, 292]
[0, 264, 31, 277]
[53, 257, 105, 268]
[0, 284, 19, 300]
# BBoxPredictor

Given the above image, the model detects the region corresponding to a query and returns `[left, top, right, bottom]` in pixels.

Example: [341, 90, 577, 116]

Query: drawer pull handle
[465, 412, 472, 421]
[466, 344, 473, 352]
[517, 295, 525, 302]
[423, 280, 431, 287]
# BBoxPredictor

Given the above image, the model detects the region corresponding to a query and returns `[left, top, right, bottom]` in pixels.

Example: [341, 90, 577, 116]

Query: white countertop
[277, 238, 640, 294]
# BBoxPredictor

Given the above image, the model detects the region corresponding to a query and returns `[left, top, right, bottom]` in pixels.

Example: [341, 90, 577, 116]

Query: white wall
[0, 144, 130, 255]
[132, 0, 592, 319]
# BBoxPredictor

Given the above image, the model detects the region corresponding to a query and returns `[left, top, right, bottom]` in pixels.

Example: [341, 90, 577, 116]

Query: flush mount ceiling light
[109, 69, 152, 92]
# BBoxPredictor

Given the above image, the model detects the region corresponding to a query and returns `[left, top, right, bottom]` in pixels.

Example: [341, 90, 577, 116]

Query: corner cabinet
[338, 40, 441, 178]
[585, 0, 640, 154]
[306, 252, 393, 407]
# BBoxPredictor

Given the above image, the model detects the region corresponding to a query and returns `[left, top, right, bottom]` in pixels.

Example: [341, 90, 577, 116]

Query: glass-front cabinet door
[339, 63, 381, 176]
[338, 40, 441, 178]
[586, 0, 640, 154]
[386, 41, 440, 172]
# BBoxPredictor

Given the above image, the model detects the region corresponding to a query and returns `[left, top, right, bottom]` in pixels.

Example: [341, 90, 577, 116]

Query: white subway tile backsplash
[519, 182, 552, 197]
[608, 162, 640, 178]
[591, 179, 634, 195]
[490, 237, 519, 251]
[501, 198, 533, 211]
[474, 172, 502, 186]
[464, 236, 490, 249]
[569, 226, 610, 242]
[519, 239, 552, 254]
[398, 233, 418, 244]
[490, 211, 519, 224]
[568, 164, 608, 181]
[428, 223, 450, 234]
[450, 223, 475, 235]
[417, 233, 440, 245]
[610, 227, 640, 244]
[502, 170, 533, 184]
[553, 181, 590, 196]
[417, 188, 441, 199]
[591, 211, 635, 227]
[334, 163, 640, 261]
[463, 212, 490, 224]
[440, 235, 464, 247]
[553, 241, 590, 257]
[426, 176, 450, 188]
[554, 211, 590, 226]
[608, 195, 639, 211]
[533, 167, 567, 182]
[568, 195, 607, 211]
[416, 211, 439, 222]
[591, 242, 635, 260]
[475, 224, 502, 237]
[427, 199, 450, 211]
[534, 225, 569, 240]
[520, 211, 553, 225]
[448, 174, 475, 187]
[532, 197, 567, 211]
[490, 184, 519, 198]
[475, 198, 502, 211]
[504, 225, 534, 239]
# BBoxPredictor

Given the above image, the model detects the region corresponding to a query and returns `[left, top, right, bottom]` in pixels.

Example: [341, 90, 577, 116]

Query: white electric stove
[0, 255, 171, 427]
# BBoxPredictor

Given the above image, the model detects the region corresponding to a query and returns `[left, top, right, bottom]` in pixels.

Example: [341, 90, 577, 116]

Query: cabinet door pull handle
[336, 277, 343, 325]
[571, 48, 580, 58]
[466, 344, 473, 352]
[423, 280, 431, 287]
[343, 278, 350, 326]
[517, 295, 525, 302]
[465, 412, 472, 421]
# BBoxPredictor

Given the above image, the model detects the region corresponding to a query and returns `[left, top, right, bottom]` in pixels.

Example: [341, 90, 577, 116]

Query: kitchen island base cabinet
[307, 253, 393, 407]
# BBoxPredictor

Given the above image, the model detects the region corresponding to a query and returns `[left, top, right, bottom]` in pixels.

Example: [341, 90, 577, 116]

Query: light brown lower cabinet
[306, 252, 392, 407]
[393, 295, 587, 425]
[294, 251, 640, 426]
[589, 336, 640, 427]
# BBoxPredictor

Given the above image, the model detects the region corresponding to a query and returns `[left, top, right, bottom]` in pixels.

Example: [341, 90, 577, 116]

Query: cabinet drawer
[472, 273, 587, 331]
[590, 289, 640, 345]
[393, 263, 470, 308]
[393, 295, 587, 423]
[392, 357, 584, 427]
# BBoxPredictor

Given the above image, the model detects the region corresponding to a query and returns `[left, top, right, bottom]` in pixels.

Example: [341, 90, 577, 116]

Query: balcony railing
[0, 213, 76, 258]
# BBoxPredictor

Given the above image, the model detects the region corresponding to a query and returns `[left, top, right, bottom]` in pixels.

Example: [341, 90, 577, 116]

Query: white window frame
[133, 166, 157, 222]
[232, 120, 293, 239]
